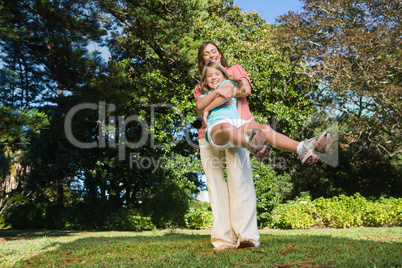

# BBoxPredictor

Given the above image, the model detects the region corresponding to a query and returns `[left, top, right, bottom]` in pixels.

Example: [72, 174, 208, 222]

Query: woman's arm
[234, 77, 251, 97]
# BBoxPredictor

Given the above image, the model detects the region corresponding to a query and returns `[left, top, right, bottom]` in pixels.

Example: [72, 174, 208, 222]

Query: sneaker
[237, 238, 259, 249]
[299, 149, 319, 167]
[313, 131, 333, 154]
[298, 131, 333, 166]
[246, 129, 269, 162]
[214, 244, 235, 251]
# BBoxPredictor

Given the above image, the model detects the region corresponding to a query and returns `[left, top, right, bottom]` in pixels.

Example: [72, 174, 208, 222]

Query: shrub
[267, 197, 315, 229]
[4, 202, 48, 229]
[142, 180, 189, 228]
[313, 194, 366, 228]
[103, 208, 155, 231]
[363, 197, 402, 227]
[184, 200, 212, 229]
[184, 207, 213, 229]
[0, 214, 10, 228]
[252, 161, 293, 227]
[266, 194, 402, 229]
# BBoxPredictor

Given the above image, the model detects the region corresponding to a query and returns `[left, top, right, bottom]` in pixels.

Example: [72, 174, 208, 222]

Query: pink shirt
[193, 64, 255, 139]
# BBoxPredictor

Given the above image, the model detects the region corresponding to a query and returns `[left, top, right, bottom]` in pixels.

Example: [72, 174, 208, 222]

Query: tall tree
[0, 0, 106, 208]
[275, 0, 401, 198]
[276, 0, 401, 160]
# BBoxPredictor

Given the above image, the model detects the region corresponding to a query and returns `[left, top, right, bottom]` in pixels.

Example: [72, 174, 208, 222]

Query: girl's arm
[213, 77, 251, 100]
[201, 95, 228, 124]
[196, 81, 235, 115]
[196, 90, 220, 115]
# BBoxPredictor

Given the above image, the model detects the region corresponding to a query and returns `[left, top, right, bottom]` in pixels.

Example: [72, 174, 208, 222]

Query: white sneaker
[298, 131, 333, 166]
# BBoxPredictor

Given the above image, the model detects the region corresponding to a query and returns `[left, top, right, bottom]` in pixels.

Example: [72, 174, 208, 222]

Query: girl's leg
[210, 122, 249, 148]
[210, 122, 268, 161]
[239, 122, 299, 152]
[239, 122, 333, 166]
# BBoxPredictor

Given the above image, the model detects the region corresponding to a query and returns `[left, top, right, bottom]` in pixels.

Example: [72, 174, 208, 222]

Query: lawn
[0, 227, 401, 267]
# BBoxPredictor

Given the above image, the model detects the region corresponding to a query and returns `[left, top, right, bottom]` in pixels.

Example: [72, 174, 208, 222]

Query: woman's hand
[216, 86, 234, 100]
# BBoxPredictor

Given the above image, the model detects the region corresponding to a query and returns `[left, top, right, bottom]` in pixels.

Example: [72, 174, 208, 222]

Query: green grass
[0, 228, 401, 267]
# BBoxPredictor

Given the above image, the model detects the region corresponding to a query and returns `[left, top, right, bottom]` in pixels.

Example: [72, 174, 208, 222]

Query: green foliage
[313, 194, 367, 228]
[0, 213, 9, 228]
[4, 202, 48, 229]
[252, 160, 293, 227]
[142, 179, 189, 228]
[291, 147, 402, 199]
[3, 196, 112, 230]
[184, 200, 212, 229]
[268, 195, 316, 229]
[103, 208, 155, 231]
[266, 194, 402, 229]
[276, 0, 401, 162]
[0, 106, 49, 149]
[362, 197, 402, 227]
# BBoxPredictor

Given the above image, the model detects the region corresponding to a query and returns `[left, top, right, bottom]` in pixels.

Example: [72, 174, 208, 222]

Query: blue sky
[233, 0, 303, 24]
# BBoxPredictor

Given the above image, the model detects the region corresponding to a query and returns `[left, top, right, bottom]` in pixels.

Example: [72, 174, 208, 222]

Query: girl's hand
[203, 109, 209, 126]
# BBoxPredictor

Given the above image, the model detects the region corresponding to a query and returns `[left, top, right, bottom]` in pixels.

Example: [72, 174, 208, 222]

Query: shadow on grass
[1, 228, 401, 267]
[0, 229, 85, 240]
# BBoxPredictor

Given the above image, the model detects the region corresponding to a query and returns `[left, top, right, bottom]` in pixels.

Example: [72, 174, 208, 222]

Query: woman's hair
[200, 61, 244, 94]
[197, 41, 229, 75]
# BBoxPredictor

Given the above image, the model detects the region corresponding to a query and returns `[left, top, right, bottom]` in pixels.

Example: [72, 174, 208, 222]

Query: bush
[4, 202, 48, 229]
[2, 196, 112, 230]
[252, 161, 293, 227]
[313, 194, 366, 228]
[103, 208, 155, 231]
[184, 200, 212, 229]
[0, 213, 10, 229]
[184, 207, 213, 229]
[267, 197, 315, 229]
[142, 180, 189, 228]
[266, 194, 402, 229]
[362, 197, 402, 227]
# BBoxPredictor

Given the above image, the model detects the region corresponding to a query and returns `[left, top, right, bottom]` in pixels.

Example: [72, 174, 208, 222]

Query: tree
[0, 107, 49, 213]
[0, 0, 106, 208]
[276, 0, 401, 160]
[273, 0, 401, 198]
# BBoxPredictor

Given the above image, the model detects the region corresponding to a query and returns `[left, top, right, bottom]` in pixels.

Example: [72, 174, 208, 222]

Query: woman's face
[202, 44, 222, 64]
[206, 67, 224, 89]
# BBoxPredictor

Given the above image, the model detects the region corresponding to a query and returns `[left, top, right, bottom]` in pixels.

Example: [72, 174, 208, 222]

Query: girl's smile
[206, 67, 225, 89]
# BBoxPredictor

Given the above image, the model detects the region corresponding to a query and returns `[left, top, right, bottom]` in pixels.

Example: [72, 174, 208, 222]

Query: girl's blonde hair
[200, 62, 245, 94]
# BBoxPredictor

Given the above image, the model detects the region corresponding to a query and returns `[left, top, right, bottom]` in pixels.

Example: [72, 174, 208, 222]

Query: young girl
[196, 61, 333, 166]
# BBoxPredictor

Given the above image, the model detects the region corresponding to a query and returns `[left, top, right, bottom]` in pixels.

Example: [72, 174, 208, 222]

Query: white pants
[199, 138, 260, 248]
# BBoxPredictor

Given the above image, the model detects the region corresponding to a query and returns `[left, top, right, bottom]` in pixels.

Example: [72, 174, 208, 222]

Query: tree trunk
[57, 177, 64, 206]
[0, 150, 26, 214]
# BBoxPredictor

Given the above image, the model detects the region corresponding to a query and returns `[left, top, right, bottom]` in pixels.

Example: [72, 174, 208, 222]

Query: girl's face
[205, 67, 225, 89]
[202, 44, 222, 64]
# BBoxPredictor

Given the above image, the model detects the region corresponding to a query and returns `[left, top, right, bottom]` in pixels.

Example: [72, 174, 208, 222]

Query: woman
[193, 41, 260, 251]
